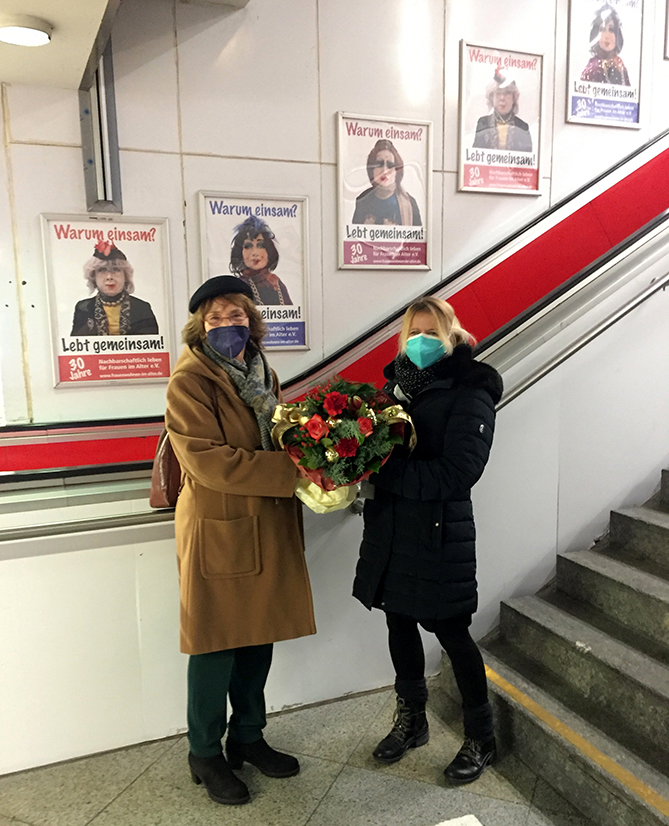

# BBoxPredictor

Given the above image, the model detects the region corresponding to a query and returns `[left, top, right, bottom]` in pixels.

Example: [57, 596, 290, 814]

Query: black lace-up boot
[444, 701, 496, 783]
[372, 696, 429, 764]
[443, 736, 496, 783]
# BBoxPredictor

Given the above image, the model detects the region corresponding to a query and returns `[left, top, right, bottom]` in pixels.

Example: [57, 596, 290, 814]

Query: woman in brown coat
[165, 275, 315, 807]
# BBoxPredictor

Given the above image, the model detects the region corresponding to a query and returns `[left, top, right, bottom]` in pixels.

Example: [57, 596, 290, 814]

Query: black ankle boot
[444, 736, 496, 784]
[188, 752, 250, 805]
[372, 697, 429, 764]
[226, 737, 300, 777]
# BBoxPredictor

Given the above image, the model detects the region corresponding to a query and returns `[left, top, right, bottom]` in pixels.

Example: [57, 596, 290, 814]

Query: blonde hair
[181, 293, 267, 349]
[398, 296, 473, 355]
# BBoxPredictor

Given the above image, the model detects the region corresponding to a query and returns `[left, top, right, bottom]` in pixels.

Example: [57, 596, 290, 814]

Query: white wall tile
[176, 0, 320, 162]
[181, 153, 324, 382]
[6, 85, 81, 146]
[0, 107, 27, 425]
[0, 548, 144, 774]
[548, 0, 652, 204]
[318, 0, 446, 169]
[444, 0, 557, 176]
[113, 0, 180, 154]
[473, 373, 561, 639]
[320, 165, 443, 357]
[10, 144, 176, 423]
[135, 540, 187, 738]
[556, 291, 669, 555]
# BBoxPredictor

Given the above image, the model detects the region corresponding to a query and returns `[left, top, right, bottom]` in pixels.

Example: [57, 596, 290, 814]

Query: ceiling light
[0, 14, 53, 47]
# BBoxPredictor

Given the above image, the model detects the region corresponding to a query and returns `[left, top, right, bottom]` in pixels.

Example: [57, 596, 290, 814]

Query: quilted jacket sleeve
[373, 387, 496, 501]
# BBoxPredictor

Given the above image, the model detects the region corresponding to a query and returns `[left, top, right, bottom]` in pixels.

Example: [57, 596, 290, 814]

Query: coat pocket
[198, 516, 261, 579]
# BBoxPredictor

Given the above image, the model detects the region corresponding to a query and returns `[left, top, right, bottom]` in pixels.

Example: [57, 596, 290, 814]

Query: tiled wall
[1, 0, 669, 425]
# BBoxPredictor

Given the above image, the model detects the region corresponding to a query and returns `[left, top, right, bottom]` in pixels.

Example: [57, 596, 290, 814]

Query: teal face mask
[405, 334, 446, 369]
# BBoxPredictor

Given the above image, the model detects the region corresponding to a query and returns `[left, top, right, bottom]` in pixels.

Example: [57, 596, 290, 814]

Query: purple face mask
[207, 325, 250, 359]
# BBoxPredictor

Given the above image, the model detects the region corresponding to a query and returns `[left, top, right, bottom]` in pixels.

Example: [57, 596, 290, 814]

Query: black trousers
[385, 611, 493, 740]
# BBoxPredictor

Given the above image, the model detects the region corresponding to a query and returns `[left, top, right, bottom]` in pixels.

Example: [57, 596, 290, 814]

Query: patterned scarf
[94, 291, 131, 335]
[241, 268, 285, 306]
[202, 340, 278, 451]
[392, 353, 442, 401]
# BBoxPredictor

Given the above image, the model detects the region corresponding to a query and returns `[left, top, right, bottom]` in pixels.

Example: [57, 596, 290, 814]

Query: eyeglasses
[373, 160, 397, 169]
[206, 311, 248, 326]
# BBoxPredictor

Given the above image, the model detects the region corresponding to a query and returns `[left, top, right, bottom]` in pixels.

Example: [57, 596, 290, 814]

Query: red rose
[358, 417, 373, 438]
[95, 240, 113, 257]
[323, 391, 348, 417]
[305, 414, 329, 442]
[335, 437, 358, 458]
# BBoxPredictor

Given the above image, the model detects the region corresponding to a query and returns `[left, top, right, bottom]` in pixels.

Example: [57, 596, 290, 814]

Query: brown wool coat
[165, 346, 316, 655]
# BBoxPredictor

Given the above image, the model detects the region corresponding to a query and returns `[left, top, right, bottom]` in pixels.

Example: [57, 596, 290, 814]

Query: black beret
[188, 276, 254, 314]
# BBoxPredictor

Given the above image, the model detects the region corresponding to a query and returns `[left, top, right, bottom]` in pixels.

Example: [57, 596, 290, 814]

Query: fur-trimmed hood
[383, 343, 503, 405]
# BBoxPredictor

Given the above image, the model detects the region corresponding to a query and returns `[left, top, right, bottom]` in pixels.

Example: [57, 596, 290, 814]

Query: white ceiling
[0, 0, 113, 89]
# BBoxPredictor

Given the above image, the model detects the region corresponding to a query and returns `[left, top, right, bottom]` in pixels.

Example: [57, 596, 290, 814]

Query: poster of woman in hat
[338, 113, 432, 270]
[458, 42, 543, 194]
[199, 192, 308, 350]
[567, 0, 643, 127]
[41, 215, 173, 386]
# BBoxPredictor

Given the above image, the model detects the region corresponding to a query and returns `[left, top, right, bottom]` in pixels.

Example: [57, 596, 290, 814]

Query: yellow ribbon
[294, 479, 358, 514]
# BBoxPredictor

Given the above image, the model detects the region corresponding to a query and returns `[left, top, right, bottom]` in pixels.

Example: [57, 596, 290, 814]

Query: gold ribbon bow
[377, 404, 417, 450]
[271, 403, 312, 450]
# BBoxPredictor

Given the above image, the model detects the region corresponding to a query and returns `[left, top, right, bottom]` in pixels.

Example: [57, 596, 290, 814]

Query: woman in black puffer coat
[353, 296, 503, 784]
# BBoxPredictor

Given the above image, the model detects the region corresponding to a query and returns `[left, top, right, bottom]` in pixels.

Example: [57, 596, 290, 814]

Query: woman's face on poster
[95, 262, 126, 298]
[493, 89, 514, 115]
[372, 149, 397, 190]
[241, 234, 269, 271]
[598, 19, 617, 53]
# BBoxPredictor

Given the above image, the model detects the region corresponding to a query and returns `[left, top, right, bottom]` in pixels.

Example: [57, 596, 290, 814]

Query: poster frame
[337, 111, 432, 271]
[41, 212, 174, 388]
[198, 190, 310, 352]
[457, 40, 544, 196]
[566, 0, 644, 129]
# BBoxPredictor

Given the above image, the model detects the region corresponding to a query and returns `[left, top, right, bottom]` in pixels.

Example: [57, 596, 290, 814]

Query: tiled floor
[0, 682, 592, 826]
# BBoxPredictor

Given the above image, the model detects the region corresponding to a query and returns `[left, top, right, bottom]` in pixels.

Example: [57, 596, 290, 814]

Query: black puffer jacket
[352, 344, 503, 620]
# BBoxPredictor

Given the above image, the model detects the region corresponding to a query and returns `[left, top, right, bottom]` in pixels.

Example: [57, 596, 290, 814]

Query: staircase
[441, 470, 669, 826]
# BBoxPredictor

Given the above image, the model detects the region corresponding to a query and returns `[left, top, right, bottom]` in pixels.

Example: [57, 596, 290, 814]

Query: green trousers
[187, 643, 273, 757]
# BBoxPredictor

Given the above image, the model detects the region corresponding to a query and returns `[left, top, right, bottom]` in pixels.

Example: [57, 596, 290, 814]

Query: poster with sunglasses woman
[567, 0, 643, 127]
[338, 113, 432, 270]
[199, 192, 308, 350]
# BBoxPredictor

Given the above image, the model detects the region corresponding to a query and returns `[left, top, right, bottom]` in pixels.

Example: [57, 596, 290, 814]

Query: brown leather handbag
[149, 428, 182, 509]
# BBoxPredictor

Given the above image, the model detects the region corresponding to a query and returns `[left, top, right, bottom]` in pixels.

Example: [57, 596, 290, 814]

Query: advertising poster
[458, 42, 543, 194]
[41, 215, 172, 386]
[200, 192, 308, 350]
[337, 113, 431, 270]
[567, 0, 643, 128]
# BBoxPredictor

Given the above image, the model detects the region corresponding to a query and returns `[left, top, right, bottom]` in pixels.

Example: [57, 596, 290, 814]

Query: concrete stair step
[596, 535, 669, 585]
[456, 644, 669, 826]
[610, 507, 669, 567]
[484, 627, 669, 776]
[556, 548, 669, 657]
[661, 470, 669, 507]
[500, 596, 669, 756]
